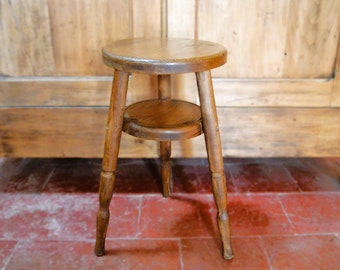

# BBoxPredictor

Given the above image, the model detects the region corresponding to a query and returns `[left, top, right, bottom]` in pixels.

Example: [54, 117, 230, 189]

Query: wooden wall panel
[131, 0, 162, 37]
[1, 107, 339, 158]
[0, 0, 338, 77]
[0, 0, 340, 158]
[47, 0, 131, 76]
[0, 0, 55, 76]
[1, 78, 333, 108]
[213, 79, 333, 107]
[283, 0, 340, 78]
[0, 0, 163, 76]
[331, 39, 340, 107]
[196, 0, 290, 78]
[0, 78, 112, 107]
[167, 0, 196, 39]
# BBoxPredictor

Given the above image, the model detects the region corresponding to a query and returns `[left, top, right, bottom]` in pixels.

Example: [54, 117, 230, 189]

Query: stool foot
[95, 210, 108, 256]
[218, 215, 234, 260]
[95, 247, 105, 257]
[95, 217, 108, 256]
[94, 216, 107, 257]
[223, 249, 234, 260]
[95, 171, 116, 257]
[213, 173, 234, 260]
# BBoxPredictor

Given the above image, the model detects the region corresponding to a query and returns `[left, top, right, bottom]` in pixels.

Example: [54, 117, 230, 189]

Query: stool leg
[160, 140, 172, 197]
[196, 70, 234, 260]
[95, 70, 129, 256]
[158, 75, 173, 197]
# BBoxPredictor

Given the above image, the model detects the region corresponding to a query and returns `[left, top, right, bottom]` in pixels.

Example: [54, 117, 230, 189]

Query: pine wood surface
[95, 36, 233, 258]
[103, 38, 226, 74]
[1, 0, 338, 77]
[1, 107, 339, 158]
[331, 40, 340, 107]
[0, 78, 333, 107]
[0, 0, 339, 157]
[95, 35, 236, 258]
[123, 99, 203, 141]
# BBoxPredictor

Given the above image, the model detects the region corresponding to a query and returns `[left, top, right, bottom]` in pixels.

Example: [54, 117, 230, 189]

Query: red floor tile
[0, 157, 340, 269]
[114, 159, 163, 194]
[283, 159, 340, 192]
[0, 158, 54, 193]
[228, 194, 294, 236]
[43, 159, 100, 193]
[95, 239, 181, 270]
[0, 240, 17, 269]
[135, 193, 296, 239]
[0, 193, 140, 241]
[173, 158, 237, 193]
[262, 234, 340, 270]
[228, 162, 300, 192]
[181, 237, 271, 270]
[138, 195, 217, 238]
[115, 158, 236, 194]
[302, 158, 340, 177]
[0, 194, 97, 240]
[279, 193, 340, 234]
[106, 195, 141, 238]
[5, 240, 96, 270]
[172, 159, 210, 193]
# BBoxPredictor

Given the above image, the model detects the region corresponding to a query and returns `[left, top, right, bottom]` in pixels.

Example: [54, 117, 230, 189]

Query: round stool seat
[123, 99, 203, 141]
[103, 38, 227, 74]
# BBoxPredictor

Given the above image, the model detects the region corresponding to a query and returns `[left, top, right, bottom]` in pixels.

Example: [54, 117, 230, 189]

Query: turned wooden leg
[158, 75, 173, 197]
[95, 70, 129, 256]
[160, 140, 172, 197]
[196, 70, 233, 260]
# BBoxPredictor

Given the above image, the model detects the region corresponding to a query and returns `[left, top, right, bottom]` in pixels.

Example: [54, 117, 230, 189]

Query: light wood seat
[95, 38, 234, 260]
[102, 38, 227, 74]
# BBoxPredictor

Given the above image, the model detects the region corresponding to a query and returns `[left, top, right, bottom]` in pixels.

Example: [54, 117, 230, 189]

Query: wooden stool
[95, 38, 233, 260]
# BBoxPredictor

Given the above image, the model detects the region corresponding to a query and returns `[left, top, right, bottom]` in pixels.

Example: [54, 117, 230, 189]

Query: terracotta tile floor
[0, 157, 339, 270]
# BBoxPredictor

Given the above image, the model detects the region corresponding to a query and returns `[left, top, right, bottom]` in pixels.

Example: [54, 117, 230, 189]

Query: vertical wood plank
[171, 74, 198, 104]
[0, 0, 55, 76]
[167, 0, 197, 104]
[129, 0, 162, 105]
[197, 0, 290, 78]
[47, 0, 131, 76]
[161, 0, 167, 37]
[167, 0, 196, 38]
[126, 74, 158, 106]
[331, 39, 340, 107]
[132, 0, 162, 37]
[283, 0, 340, 78]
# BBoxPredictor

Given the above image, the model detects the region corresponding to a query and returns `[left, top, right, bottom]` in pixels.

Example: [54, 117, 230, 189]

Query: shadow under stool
[94, 38, 234, 260]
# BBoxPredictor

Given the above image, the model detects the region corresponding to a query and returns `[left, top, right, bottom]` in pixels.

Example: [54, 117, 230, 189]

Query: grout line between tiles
[5, 233, 338, 243]
[277, 195, 295, 231]
[40, 168, 56, 192]
[224, 163, 240, 193]
[9, 232, 336, 244]
[281, 165, 303, 192]
[259, 232, 340, 238]
[193, 161, 203, 190]
[258, 236, 275, 270]
[1, 240, 24, 270]
[134, 196, 143, 238]
[178, 239, 184, 270]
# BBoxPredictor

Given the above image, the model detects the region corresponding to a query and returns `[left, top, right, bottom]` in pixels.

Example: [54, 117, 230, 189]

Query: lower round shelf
[123, 99, 203, 141]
